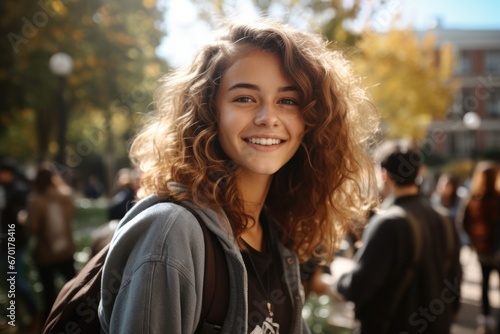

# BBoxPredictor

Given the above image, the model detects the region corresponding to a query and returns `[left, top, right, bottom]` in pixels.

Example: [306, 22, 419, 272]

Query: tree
[191, 0, 368, 45]
[351, 28, 456, 140]
[0, 0, 167, 191]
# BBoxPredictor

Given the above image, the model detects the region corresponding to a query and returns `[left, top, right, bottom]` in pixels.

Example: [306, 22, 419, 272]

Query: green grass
[304, 293, 354, 334]
[73, 204, 109, 252]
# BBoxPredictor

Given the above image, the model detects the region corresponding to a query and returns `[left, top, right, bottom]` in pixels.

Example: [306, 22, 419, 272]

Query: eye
[234, 96, 254, 103]
[279, 98, 298, 106]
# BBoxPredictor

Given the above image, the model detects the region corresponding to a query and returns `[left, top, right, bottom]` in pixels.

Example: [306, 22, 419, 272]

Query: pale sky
[405, 0, 500, 30]
[157, 0, 500, 67]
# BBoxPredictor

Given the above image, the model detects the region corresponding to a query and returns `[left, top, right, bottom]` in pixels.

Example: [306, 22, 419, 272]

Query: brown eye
[279, 98, 298, 105]
[234, 96, 254, 103]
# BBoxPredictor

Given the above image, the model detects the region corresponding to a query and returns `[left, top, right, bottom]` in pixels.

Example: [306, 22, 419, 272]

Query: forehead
[220, 48, 291, 85]
[225, 42, 282, 68]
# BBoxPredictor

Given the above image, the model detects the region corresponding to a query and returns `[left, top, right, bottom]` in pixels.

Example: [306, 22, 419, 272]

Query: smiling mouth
[247, 138, 283, 146]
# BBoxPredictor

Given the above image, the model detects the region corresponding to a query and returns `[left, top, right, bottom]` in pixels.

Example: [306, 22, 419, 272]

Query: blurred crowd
[1, 152, 500, 333]
[317, 151, 500, 334]
[0, 157, 139, 334]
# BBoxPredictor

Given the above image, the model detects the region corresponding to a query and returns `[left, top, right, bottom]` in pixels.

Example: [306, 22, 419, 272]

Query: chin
[243, 166, 281, 176]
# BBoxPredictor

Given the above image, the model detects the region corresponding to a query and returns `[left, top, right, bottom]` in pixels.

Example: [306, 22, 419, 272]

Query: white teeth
[248, 138, 282, 145]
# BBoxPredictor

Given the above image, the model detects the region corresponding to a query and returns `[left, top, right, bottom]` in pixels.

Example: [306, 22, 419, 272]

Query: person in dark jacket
[456, 161, 500, 332]
[334, 140, 462, 334]
[108, 168, 140, 221]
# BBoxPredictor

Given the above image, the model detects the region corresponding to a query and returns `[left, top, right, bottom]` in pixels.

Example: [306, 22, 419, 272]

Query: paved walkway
[327, 246, 500, 333]
[452, 246, 499, 334]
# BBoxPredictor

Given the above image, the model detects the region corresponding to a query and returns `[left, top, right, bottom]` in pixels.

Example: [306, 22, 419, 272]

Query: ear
[381, 168, 391, 183]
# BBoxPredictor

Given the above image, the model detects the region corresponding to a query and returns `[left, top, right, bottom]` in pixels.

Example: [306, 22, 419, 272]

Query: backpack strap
[41, 200, 229, 334]
[435, 208, 455, 273]
[390, 206, 423, 300]
[381, 205, 423, 333]
[182, 205, 229, 334]
[42, 242, 109, 334]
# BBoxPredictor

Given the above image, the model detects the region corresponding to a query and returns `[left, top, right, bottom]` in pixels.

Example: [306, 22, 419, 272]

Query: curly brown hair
[130, 17, 379, 262]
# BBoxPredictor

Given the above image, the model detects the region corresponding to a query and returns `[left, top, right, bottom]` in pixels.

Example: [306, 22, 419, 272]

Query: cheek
[287, 116, 306, 139]
[218, 114, 240, 144]
[217, 110, 240, 154]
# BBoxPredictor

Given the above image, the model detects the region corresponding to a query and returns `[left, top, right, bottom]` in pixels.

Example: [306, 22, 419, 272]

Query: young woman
[99, 17, 378, 334]
[27, 164, 76, 320]
[457, 161, 500, 331]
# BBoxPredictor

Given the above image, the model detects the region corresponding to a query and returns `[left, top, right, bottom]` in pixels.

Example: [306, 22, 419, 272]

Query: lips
[247, 138, 283, 146]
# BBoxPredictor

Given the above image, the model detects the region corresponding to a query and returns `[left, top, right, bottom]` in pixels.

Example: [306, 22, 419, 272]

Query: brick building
[426, 29, 500, 160]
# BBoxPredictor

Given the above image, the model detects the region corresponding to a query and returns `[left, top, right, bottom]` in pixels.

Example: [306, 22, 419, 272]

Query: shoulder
[430, 203, 452, 221]
[58, 184, 73, 196]
[104, 198, 208, 282]
[367, 208, 409, 232]
[360, 208, 415, 247]
[40, 186, 72, 202]
[99, 199, 210, 333]
[112, 198, 206, 249]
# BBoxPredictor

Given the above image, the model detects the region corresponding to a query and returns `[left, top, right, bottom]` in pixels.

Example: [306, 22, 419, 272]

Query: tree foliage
[0, 0, 166, 166]
[0, 0, 458, 175]
[191, 0, 366, 45]
[352, 29, 456, 140]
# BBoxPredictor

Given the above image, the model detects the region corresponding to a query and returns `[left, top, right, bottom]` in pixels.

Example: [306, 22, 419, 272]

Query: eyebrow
[227, 83, 299, 93]
[228, 83, 259, 91]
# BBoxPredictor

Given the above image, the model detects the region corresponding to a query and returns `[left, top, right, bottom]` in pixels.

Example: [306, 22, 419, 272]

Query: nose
[254, 103, 279, 127]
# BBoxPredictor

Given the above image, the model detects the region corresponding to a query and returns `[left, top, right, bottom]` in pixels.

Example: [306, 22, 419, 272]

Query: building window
[456, 132, 473, 158]
[456, 50, 473, 75]
[485, 131, 500, 150]
[485, 50, 500, 73]
[461, 88, 477, 114]
[487, 89, 500, 118]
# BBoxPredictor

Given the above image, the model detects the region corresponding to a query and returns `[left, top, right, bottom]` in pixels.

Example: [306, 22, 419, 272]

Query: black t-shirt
[241, 229, 292, 334]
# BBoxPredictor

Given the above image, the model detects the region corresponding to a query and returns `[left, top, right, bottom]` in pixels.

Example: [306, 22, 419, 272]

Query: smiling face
[216, 50, 305, 178]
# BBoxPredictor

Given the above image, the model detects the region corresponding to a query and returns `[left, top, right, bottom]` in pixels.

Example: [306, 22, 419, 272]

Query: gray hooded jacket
[98, 194, 309, 333]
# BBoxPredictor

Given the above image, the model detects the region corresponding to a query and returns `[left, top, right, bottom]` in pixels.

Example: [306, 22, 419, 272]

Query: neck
[392, 184, 419, 198]
[237, 172, 272, 251]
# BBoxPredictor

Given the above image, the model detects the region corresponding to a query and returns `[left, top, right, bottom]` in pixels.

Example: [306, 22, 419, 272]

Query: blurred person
[27, 163, 76, 320]
[431, 173, 467, 246]
[88, 168, 140, 258]
[431, 173, 461, 222]
[98, 17, 379, 333]
[456, 161, 500, 333]
[334, 140, 462, 334]
[0, 158, 42, 332]
[84, 174, 104, 199]
[89, 219, 119, 258]
[108, 167, 140, 221]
